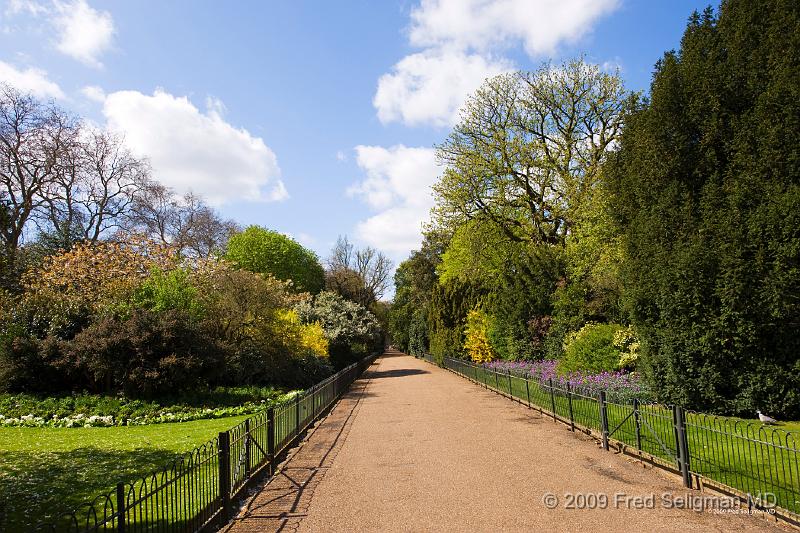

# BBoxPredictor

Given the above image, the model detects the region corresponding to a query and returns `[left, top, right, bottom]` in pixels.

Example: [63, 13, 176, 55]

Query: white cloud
[297, 232, 317, 247]
[102, 89, 287, 205]
[0, 60, 63, 98]
[349, 145, 440, 255]
[336, 150, 347, 162]
[5, 0, 47, 16]
[374, 48, 512, 127]
[601, 58, 624, 73]
[80, 84, 104, 102]
[409, 0, 619, 56]
[373, 0, 620, 127]
[52, 0, 113, 67]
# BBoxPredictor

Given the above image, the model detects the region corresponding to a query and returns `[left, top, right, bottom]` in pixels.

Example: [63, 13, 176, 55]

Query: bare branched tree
[0, 83, 240, 288]
[172, 192, 241, 258]
[44, 129, 151, 248]
[0, 84, 73, 262]
[327, 236, 393, 307]
[126, 187, 239, 258]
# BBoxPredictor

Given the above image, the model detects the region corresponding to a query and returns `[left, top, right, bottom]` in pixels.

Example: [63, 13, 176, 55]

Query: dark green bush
[64, 309, 224, 396]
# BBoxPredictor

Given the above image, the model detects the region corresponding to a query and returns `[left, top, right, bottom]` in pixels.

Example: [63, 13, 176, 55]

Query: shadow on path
[222, 361, 375, 533]
[366, 368, 429, 379]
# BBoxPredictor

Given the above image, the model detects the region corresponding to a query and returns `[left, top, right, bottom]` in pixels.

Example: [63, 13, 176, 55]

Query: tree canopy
[226, 225, 325, 294]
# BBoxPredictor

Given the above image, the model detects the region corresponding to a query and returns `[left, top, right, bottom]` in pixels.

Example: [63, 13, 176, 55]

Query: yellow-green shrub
[463, 309, 495, 363]
[613, 325, 640, 369]
[276, 309, 328, 357]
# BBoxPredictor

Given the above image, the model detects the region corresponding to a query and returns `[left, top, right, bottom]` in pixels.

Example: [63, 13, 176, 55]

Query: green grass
[447, 360, 800, 518]
[0, 415, 249, 531]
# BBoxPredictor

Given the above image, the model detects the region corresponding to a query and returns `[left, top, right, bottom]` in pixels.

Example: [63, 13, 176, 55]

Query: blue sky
[0, 0, 711, 266]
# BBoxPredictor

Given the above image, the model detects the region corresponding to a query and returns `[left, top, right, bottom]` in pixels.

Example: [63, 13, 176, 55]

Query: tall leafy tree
[432, 58, 629, 245]
[605, 1, 800, 417]
[387, 232, 444, 352]
[226, 225, 325, 294]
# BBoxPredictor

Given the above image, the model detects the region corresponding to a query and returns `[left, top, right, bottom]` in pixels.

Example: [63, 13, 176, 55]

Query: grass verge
[0, 415, 248, 530]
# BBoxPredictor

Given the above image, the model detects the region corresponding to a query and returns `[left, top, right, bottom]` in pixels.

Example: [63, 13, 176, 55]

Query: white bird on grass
[757, 410, 778, 424]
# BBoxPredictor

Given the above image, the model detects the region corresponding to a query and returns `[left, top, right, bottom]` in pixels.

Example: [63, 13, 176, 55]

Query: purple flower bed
[482, 359, 652, 402]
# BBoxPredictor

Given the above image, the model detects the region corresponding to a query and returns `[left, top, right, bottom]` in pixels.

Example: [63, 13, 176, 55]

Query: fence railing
[424, 355, 800, 527]
[33, 353, 379, 533]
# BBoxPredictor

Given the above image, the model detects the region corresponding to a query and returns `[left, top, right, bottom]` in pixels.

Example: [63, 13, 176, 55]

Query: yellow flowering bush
[300, 321, 328, 357]
[275, 310, 328, 358]
[613, 325, 640, 369]
[464, 309, 495, 363]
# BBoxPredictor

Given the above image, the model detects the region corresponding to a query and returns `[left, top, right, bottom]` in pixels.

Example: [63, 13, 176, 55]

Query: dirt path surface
[225, 350, 785, 532]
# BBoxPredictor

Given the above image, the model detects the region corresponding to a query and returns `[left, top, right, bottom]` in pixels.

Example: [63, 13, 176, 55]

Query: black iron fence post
[267, 408, 275, 475]
[525, 378, 531, 407]
[633, 398, 642, 451]
[599, 391, 609, 451]
[494, 369, 499, 392]
[673, 406, 692, 488]
[244, 419, 252, 479]
[295, 395, 301, 436]
[566, 383, 575, 432]
[218, 431, 231, 523]
[548, 378, 557, 421]
[507, 370, 513, 398]
[116, 482, 125, 533]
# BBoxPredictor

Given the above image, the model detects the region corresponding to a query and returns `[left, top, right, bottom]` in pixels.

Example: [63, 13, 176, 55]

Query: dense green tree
[488, 245, 564, 360]
[427, 278, 486, 362]
[605, 1, 800, 417]
[387, 232, 444, 352]
[226, 226, 324, 294]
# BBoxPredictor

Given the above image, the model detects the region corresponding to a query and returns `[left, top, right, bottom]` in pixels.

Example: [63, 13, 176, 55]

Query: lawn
[0, 414, 249, 531]
[443, 359, 800, 518]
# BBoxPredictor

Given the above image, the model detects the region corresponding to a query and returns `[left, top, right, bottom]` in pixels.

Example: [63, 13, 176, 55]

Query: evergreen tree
[606, 1, 800, 417]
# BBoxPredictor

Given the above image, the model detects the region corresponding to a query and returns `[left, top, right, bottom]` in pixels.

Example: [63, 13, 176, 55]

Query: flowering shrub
[482, 359, 652, 402]
[275, 309, 328, 357]
[295, 291, 382, 367]
[613, 325, 640, 369]
[0, 388, 294, 427]
[464, 309, 494, 363]
[0, 406, 270, 428]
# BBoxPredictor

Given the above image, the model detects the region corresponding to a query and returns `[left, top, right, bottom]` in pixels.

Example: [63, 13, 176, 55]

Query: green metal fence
[34, 353, 379, 533]
[427, 355, 800, 527]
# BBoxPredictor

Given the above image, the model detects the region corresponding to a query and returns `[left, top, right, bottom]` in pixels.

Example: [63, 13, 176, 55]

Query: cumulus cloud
[52, 0, 114, 67]
[80, 84, 104, 102]
[374, 48, 513, 127]
[102, 89, 287, 205]
[3, 0, 114, 66]
[409, 0, 619, 56]
[5, 0, 48, 16]
[373, 0, 620, 127]
[0, 60, 63, 98]
[349, 145, 440, 255]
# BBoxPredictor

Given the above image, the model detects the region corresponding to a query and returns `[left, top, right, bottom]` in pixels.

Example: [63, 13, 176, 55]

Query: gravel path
[226, 350, 786, 532]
